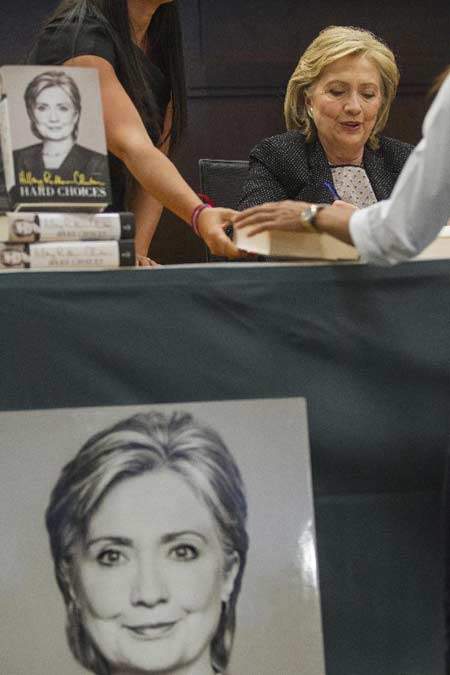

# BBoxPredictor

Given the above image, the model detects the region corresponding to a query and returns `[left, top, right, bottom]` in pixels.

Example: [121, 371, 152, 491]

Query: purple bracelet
[191, 203, 212, 237]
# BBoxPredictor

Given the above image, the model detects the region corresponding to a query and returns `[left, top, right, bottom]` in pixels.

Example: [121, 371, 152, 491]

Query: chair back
[198, 158, 249, 261]
[198, 158, 249, 210]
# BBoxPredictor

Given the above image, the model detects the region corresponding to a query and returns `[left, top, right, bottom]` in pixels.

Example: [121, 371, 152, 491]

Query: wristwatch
[300, 204, 327, 233]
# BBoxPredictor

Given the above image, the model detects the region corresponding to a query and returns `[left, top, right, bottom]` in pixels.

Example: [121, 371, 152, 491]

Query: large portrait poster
[0, 397, 326, 675]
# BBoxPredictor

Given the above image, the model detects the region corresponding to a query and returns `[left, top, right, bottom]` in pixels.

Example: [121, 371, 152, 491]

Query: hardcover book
[0, 240, 135, 269]
[0, 211, 135, 243]
[234, 225, 359, 261]
[0, 65, 112, 211]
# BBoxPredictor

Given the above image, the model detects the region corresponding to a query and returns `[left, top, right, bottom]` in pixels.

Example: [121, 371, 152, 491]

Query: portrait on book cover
[0, 398, 325, 675]
[5, 213, 40, 242]
[4, 66, 110, 192]
[0, 241, 28, 267]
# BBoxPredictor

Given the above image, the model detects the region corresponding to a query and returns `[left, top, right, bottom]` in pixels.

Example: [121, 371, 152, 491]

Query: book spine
[0, 240, 135, 269]
[0, 81, 15, 196]
[0, 212, 135, 242]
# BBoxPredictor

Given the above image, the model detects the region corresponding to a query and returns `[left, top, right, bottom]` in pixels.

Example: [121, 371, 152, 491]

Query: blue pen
[322, 181, 341, 201]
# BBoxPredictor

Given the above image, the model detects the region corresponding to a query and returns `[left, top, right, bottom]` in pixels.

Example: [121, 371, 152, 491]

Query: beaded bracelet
[191, 203, 212, 237]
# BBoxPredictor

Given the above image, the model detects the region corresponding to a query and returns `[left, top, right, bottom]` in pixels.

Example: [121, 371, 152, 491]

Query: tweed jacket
[238, 130, 414, 209]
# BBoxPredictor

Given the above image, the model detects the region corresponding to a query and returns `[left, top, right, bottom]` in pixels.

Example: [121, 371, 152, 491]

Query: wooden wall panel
[1, 1, 448, 263]
[0, 0, 57, 65]
[164, 0, 450, 263]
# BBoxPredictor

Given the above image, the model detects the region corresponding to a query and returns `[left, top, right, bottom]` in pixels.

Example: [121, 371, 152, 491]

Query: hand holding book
[136, 254, 160, 267]
[197, 206, 242, 258]
[233, 199, 358, 237]
[233, 200, 359, 260]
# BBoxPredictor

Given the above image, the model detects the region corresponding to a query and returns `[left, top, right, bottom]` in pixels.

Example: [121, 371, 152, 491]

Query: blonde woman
[239, 26, 412, 213]
[235, 67, 450, 266]
[46, 411, 248, 675]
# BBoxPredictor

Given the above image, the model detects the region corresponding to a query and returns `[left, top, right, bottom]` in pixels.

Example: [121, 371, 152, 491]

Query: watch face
[300, 206, 316, 231]
[303, 207, 312, 222]
[309, 206, 317, 222]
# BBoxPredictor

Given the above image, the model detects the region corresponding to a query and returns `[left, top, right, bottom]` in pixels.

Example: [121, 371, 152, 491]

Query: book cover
[0, 240, 135, 269]
[0, 211, 135, 243]
[0, 65, 112, 211]
[234, 225, 359, 261]
[0, 398, 326, 675]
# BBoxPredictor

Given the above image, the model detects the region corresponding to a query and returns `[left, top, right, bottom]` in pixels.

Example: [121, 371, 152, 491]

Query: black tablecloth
[1, 260, 449, 674]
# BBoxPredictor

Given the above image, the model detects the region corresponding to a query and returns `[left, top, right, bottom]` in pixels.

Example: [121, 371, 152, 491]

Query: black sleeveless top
[28, 13, 171, 211]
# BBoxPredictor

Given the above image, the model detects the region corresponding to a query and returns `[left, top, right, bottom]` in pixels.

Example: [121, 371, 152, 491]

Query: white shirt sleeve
[349, 74, 450, 265]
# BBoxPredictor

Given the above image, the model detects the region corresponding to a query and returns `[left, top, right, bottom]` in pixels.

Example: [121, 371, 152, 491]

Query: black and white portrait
[13, 69, 108, 186]
[0, 242, 29, 267]
[0, 398, 325, 675]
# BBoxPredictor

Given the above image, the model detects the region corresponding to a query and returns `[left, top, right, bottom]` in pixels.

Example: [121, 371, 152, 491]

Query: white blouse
[330, 165, 377, 209]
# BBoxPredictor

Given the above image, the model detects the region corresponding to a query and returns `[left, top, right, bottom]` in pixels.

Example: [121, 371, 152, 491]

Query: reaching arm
[64, 55, 241, 258]
[233, 198, 356, 244]
[130, 100, 172, 265]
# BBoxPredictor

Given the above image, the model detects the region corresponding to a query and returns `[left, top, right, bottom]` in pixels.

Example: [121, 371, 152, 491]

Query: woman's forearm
[116, 135, 201, 225]
[314, 203, 354, 244]
[128, 183, 164, 257]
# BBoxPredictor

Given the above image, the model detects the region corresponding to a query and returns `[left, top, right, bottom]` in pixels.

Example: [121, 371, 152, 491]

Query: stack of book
[0, 64, 135, 270]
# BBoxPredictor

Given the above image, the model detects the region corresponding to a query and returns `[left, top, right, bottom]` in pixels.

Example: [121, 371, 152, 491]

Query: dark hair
[34, 0, 186, 153]
[46, 411, 249, 675]
[24, 70, 81, 140]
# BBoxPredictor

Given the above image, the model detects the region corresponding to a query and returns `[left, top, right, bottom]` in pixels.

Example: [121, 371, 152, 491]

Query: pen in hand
[322, 181, 341, 201]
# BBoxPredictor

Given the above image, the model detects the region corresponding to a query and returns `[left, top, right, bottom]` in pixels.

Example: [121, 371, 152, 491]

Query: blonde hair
[284, 26, 400, 149]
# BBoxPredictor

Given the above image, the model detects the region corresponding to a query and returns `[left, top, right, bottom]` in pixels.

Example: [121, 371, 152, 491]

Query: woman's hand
[233, 199, 359, 246]
[233, 199, 358, 243]
[197, 207, 245, 258]
[233, 200, 306, 236]
[136, 254, 160, 267]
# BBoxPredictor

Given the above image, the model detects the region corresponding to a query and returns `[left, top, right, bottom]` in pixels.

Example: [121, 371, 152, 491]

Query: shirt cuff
[349, 203, 394, 266]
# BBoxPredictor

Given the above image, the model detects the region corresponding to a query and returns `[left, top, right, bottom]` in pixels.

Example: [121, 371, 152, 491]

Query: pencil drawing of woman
[46, 410, 249, 675]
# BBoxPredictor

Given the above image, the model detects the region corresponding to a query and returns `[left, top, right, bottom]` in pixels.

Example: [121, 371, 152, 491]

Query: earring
[308, 107, 314, 118]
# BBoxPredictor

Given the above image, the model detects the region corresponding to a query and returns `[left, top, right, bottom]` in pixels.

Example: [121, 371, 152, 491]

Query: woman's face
[32, 86, 79, 142]
[13, 219, 35, 237]
[305, 54, 383, 161]
[71, 469, 239, 675]
[2, 249, 23, 266]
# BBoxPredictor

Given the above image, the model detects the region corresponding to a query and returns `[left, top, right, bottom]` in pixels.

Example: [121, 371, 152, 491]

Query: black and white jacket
[238, 130, 414, 209]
